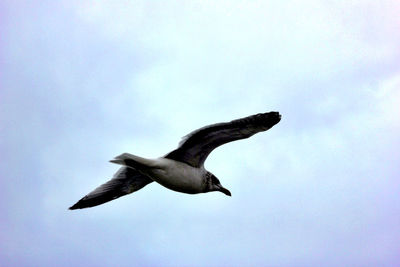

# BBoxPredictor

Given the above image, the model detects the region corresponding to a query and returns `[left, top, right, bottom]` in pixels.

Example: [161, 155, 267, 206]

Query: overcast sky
[1, 1, 400, 266]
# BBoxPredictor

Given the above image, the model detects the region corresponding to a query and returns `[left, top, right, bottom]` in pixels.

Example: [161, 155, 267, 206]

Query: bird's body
[153, 158, 207, 194]
[114, 155, 207, 194]
[70, 111, 281, 210]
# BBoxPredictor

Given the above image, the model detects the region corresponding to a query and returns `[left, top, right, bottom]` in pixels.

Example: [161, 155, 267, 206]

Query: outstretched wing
[69, 167, 153, 209]
[164, 111, 281, 168]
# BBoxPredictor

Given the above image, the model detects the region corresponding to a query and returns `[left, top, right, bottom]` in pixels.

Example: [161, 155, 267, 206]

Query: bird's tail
[109, 153, 157, 170]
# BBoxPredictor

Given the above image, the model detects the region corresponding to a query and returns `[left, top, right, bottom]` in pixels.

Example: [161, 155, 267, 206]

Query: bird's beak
[217, 185, 231, 196]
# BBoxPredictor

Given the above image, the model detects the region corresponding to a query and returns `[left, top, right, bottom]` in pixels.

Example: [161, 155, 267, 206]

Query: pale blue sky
[1, 1, 400, 266]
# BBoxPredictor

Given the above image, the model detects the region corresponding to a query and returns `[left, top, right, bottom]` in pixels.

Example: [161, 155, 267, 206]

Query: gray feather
[69, 167, 153, 210]
[165, 112, 281, 167]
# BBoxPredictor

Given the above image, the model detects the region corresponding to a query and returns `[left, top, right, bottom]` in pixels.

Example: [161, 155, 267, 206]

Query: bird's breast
[148, 158, 206, 194]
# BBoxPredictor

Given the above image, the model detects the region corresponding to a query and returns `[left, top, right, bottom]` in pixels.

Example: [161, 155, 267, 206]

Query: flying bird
[69, 111, 281, 209]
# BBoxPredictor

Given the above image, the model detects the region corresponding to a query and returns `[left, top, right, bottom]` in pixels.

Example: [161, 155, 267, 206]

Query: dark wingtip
[276, 112, 282, 123]
[256, 111, 281, 128]
[69, 203, 80, 210]
[269, 111, 281, 122]
[69, 198, 86, 210]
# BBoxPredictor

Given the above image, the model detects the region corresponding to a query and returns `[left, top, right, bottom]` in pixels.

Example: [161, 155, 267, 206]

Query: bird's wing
[164, 111, 281, 168]
[69, 167, 153, 209]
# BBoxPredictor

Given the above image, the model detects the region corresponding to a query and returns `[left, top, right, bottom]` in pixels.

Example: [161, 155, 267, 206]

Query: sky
[1, 0, 400, 266]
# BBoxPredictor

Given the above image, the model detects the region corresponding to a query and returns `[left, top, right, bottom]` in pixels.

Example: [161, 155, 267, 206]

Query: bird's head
[205, 172, 231, 196]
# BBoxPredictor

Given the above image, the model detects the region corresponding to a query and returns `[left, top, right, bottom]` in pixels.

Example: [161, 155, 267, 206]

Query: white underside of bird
[110, 153, 208, 194]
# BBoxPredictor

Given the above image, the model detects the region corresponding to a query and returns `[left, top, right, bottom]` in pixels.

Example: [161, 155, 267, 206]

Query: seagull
[69, 111, 281, 209]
